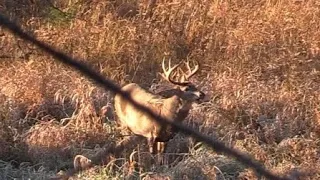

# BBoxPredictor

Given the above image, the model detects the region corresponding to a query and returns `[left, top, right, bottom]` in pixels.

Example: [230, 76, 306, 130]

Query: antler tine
[184, 60, 200, 80]
[177, 67, 187, 82]
[160, 58, 171, 75]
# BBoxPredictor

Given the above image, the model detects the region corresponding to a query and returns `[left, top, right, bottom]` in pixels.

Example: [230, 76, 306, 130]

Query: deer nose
[199, 91, 205, 99]
[194, 91, 205, 100]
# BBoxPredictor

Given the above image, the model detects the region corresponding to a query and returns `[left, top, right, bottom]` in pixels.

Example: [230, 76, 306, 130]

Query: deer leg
[147, 137, 156, 154]
[155, 142, 167, 165]
[157, 142, 167, 153]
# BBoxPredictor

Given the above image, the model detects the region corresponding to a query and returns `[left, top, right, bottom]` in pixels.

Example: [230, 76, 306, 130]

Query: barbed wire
[0, 14, 292, 180]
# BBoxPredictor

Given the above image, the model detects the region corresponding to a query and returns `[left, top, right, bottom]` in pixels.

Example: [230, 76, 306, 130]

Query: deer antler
[183, 60, 200, 80]
[160, 58, 189, 86]
[175, 60, 200, 83]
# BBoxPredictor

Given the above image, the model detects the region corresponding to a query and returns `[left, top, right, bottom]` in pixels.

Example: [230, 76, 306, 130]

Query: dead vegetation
[0, 0, 319, 179]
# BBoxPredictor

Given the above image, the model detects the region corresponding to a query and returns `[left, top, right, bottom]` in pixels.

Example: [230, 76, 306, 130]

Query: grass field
[0, 0, 319, 179]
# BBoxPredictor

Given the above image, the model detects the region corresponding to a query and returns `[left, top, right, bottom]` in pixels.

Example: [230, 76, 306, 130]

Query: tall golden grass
[0, 0, 319, 179]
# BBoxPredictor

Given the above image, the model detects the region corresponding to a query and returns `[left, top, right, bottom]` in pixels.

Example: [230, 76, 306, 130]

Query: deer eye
[184, 86, 191, 91]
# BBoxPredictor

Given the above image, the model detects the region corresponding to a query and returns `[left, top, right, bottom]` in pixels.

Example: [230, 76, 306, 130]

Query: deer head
[159, 58, 205, 103]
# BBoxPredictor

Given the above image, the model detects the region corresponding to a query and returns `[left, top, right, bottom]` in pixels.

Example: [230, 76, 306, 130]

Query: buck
[114, 58, 205, 154]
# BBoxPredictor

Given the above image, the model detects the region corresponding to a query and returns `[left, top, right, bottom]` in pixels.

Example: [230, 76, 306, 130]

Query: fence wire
[0, 14, 293, 180]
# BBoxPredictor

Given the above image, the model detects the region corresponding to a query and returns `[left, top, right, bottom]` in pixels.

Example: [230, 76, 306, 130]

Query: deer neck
[162, 95, 191, 122]
[176, 98, 192, 122]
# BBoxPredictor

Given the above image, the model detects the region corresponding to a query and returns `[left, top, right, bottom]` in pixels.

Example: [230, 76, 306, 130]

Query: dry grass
[0, 0, 319, 179]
